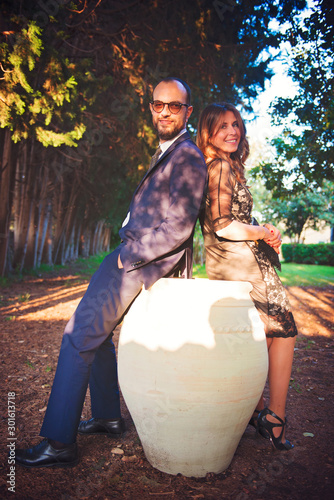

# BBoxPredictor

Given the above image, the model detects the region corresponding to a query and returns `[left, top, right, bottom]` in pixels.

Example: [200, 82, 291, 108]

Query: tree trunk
[43, 200, 53, 266]
[33, 159, 49, 268]
[37, 198, 51, 268]
[13, 140, 34, 270]
[0, 129, 16, 276]
[91, 220, 103, 255]
[73, 219, 81, 260]
[53, 178, 79, 264]
[19, 140, 41, 271]
[63, 190, 80, 263]
[104, 227, 111, 252]
[80, 222, 91, 257]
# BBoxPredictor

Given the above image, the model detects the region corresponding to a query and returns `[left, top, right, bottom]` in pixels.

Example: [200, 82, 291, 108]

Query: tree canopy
[0, 0, 309, 274]
[256, 0, 334, 197]
[252, 177, 334, 242]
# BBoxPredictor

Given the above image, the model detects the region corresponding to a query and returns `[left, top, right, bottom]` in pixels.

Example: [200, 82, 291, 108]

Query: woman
[197, 102, 297, 450]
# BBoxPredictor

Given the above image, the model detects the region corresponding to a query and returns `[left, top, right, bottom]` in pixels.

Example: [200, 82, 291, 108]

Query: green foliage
[192, 263, 208, 279]
[259, 0, 334, 195]
[271, 185, 333, 241]
[25, 359, 35, 369]
[247, 174, 277, 224]
[18, 292, 30, 302]
[248, 173, 333, 241]
[193, 220, 205, 266]
[0, 0, 310, 273]
[289, 379, 302, 393]
[36, 123, 86, 147]
[0, 21, 85, 146]
[280, 262, 334, 286]
[282, 243, 334, 266]
[193, 261, 334, 286]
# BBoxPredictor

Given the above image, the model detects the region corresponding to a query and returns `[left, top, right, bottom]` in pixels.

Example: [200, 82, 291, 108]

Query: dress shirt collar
[159, 128, 187, 155]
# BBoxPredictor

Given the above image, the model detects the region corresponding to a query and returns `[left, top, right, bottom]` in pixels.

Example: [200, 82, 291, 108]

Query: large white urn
[118, 278, 268, 477]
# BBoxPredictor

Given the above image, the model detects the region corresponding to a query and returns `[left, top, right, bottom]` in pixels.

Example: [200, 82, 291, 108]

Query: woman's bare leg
[265, 336, 296, 441]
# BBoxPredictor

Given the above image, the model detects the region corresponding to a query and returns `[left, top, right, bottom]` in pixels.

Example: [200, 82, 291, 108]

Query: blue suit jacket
[119, 131, 207, 288]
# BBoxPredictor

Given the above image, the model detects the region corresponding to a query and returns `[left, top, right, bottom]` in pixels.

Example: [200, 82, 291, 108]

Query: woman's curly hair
[196, 102, 249, 184]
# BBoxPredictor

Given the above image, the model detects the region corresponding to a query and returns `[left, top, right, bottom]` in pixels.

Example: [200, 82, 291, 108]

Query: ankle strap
[262, 408, 286, 426]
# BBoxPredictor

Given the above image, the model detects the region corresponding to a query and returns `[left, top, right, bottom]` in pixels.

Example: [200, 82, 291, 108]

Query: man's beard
[154, 121, 184, 141]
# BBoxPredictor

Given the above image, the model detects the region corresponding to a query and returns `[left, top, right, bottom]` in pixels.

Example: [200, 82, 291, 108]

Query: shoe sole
[16, 459, 79, 468]
[77, 431, 125, 437]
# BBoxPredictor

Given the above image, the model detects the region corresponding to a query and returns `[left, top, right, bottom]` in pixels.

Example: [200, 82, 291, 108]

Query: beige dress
[201, 159, 297, 338]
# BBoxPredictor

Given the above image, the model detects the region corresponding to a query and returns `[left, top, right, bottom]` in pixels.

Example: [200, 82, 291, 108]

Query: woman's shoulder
[207, 159, 235, 185]
[207, 158, 231, 174]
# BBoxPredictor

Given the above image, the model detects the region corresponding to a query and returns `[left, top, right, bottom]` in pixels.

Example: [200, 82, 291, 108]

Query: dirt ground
[0, 269, 333, 500]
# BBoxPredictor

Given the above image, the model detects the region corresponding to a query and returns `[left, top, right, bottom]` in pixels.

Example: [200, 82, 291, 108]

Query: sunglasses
[150, 101, 190, 114]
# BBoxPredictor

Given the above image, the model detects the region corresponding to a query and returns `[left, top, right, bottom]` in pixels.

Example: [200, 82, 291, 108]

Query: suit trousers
[40, 246, 144, 444]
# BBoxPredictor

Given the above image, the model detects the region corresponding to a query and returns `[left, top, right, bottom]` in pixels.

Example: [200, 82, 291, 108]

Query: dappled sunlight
[119, 278, 260, 351]
[118, 279, 268, 477]
[1, 282, 88, 322]
[286, 286, 334, 338]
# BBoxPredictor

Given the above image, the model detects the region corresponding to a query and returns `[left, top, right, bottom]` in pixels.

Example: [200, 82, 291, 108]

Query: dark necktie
[148, 146, 162, 171]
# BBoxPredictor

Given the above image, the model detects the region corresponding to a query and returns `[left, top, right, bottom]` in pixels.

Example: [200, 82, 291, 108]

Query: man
[15, 77, 207, 467]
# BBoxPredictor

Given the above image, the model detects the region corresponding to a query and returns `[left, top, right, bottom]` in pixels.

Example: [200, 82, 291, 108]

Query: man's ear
[186, 105, 193, 121]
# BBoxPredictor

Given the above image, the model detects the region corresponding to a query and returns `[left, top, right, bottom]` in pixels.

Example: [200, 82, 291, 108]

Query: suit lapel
[155, 131, 190, 170]
[133, 132, 191, 196]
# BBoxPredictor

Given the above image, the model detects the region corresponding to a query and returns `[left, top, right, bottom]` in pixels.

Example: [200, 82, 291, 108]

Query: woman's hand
[262, 223, 282, 254]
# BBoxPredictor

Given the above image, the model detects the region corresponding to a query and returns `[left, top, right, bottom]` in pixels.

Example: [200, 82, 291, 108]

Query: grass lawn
[2, 252, 333, 288]
[193, 262, 334, 287]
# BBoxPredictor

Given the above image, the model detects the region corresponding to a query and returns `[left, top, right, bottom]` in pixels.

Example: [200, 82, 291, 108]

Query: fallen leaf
[303, 432, 314, 437]
[111, 448, 124, 455]
[122, 455, 137, 462]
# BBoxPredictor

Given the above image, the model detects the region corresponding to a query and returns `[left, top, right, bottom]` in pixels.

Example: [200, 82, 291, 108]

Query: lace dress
[201, 160, 297, 338]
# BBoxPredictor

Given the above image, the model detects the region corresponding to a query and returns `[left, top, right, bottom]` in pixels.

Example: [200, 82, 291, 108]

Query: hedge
[282, 243, 334, 266]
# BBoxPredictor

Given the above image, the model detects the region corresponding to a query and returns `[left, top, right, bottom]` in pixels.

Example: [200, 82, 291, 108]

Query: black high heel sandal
[257, 408, 294, 450]
[249, 409, 269, 439]
[248, 409, 260, 429]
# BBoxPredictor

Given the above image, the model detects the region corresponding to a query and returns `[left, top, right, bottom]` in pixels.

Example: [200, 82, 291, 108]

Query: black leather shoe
[15, 438, 78, 468]
[78, 417, 125, 437]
